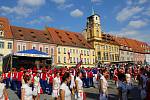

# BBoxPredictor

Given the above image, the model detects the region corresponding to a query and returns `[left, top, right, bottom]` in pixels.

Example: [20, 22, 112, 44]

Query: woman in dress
[21, 75, 33, 100]
[33, 71, 40, 100]
[52, 72, 61, 100]
[99, 69, 108, 100]
[59, 72, 71, 100]
[0, 74, 8, 100]
[117, 73, 128, 100]
[75, 71, 84, 100]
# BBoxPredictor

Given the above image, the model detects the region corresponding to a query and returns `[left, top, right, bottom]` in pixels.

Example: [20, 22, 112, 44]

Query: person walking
[99, 69, 108, 100]
[59, 72, 71, 100]
[21, 75, 33, 100]
[0, 74, 8, 100]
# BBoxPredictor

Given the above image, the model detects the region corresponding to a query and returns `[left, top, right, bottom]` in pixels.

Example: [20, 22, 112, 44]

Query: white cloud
[0, 0, 45, 18]
[139, 0, 147, 4]
[127, 0, 132, 5]
[18, 0, 45, 7]
[27, 16, 53, 25]
[70, 9, 83, 18]
[51, 0, 65, 5]
[116, 6, 144, 22]
[128, 20, 148, 28]
[0, 6, 33, 17]
[58, 4, 74, 9]
[143, 7, 150, 16]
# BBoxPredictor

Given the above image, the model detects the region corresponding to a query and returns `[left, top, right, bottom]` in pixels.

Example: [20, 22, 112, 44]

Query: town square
[0, 0, 150, 100]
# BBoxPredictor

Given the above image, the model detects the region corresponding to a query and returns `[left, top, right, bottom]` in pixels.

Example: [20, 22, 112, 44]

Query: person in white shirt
[33, 71, 40, 100]
[21, 75, 33, 100]
[99, 69, 108, 100]
[52, 72, 61, 100]
[0, 75, 8, 100]
[75, 71, 84, 100]
[70, 71, 75, 95]
[60, 72, 71, 100]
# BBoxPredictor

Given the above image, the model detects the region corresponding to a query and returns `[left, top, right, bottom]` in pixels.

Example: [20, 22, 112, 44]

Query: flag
[68, 51, 70, 60]
[76, 60, 83, 68]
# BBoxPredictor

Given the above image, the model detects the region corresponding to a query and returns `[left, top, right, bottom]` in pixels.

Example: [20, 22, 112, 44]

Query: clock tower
[85, 10, 102, 42]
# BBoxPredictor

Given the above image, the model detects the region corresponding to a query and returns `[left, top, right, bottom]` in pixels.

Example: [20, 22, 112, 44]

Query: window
[58, 48, 60, 54]
[92, 51, 95, 56]
[17, 45, 21, 51]
[81, 50, 83, 54]
[40, 47, 42, 52]
[73, 49, 75, 54]
[0, 55, 3, 62]
[93, 58, 95, 64]
[7, 42, 12, 49]
[98, 52, 101, 60]
[45, 48, 49, 54]
[70, 49, 72, 53]
[84, 50, 86, 56]
[51, 48, 54, 55]
[64, 48, 66, 54]
[70, 57, 72, 63]
[0, 42, 4, 49]
[58, 56, 61, 63]
[33, 46, 36, 50]
[76, 50, 78, 54]
[64, 57, 66, 63]
[74, 57, 76, 63]
[87, 51, 89, 56]
[84, 58, 86, 64]
[87, 58, 89, 64]
[22, 45, 26, 51]
[0, 24, 4, 28]
[32, 44, 36, 50]
[77, 58, 79, 63]
[0, 30, 4, 36]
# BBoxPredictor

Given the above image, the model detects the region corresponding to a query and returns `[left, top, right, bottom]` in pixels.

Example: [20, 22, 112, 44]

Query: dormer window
[0, 30, 4, 37]
[0, 24, 4, 28]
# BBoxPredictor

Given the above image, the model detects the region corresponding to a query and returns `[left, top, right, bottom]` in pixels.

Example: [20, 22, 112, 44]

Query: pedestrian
[75, 71, 84, 100]
[99, 69, 108, 100]
[117, 73, 128, 100]
[21, 75, 33, 100]
[33, 70, 40, 100]
[70, 71, 75, 95]
[125, 69, 132, 93]
[52, 72, 61, 100]
[0, 74, 8, 100]
[138, 68, 147, 100]
[146, 72, 150, 100]
[59, 72, 71, 100]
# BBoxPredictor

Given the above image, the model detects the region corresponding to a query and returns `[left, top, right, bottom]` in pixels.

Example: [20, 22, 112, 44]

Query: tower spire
[92, 7, 95, 15]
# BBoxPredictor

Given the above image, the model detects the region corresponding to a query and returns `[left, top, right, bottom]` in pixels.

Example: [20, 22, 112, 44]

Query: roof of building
[0, 17, 13, 39]
[11, 26, 53, 44]
[114, 36, 150, 54]
[47, 27, 94, 49]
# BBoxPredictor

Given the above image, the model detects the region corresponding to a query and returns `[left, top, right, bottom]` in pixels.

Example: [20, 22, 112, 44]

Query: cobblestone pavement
[7, 80, 141, 100]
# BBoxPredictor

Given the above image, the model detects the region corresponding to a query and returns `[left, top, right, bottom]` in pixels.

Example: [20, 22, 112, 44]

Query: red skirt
[113, 75, 118, 81]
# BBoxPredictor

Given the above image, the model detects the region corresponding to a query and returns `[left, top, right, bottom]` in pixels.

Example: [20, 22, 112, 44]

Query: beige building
[0, 17, 13, 71]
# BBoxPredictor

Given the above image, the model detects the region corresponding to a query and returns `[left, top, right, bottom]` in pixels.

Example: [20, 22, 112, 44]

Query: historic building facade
[46, 28, 95, 68]
[83, 12, 120, 65]
[0, 18, 13, 71]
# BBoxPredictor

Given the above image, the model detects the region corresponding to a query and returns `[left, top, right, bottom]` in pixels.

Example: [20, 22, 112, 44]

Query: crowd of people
[0, 64, 149, 100]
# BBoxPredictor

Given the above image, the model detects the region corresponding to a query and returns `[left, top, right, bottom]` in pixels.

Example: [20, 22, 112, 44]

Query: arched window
[0, 30, 4, 36]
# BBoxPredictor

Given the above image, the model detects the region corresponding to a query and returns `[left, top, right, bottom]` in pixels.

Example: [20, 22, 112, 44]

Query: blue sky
[0, 0, 150, 43]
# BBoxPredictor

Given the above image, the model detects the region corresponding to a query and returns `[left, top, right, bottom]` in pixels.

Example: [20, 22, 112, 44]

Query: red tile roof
[47, 27, 94, 49]
[114, 36, 150, 54]
[0, 17, 13, 39]
[11, 26, 53, 43]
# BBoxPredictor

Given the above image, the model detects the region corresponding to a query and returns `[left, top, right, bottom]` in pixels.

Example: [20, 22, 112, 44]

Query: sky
[0, 0, 150, 44]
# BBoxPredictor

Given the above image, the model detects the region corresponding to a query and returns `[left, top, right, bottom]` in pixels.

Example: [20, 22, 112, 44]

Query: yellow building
[83, 12, 119, 65]
[0, 17, 13, 71]
[46, 27, 95, 68]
